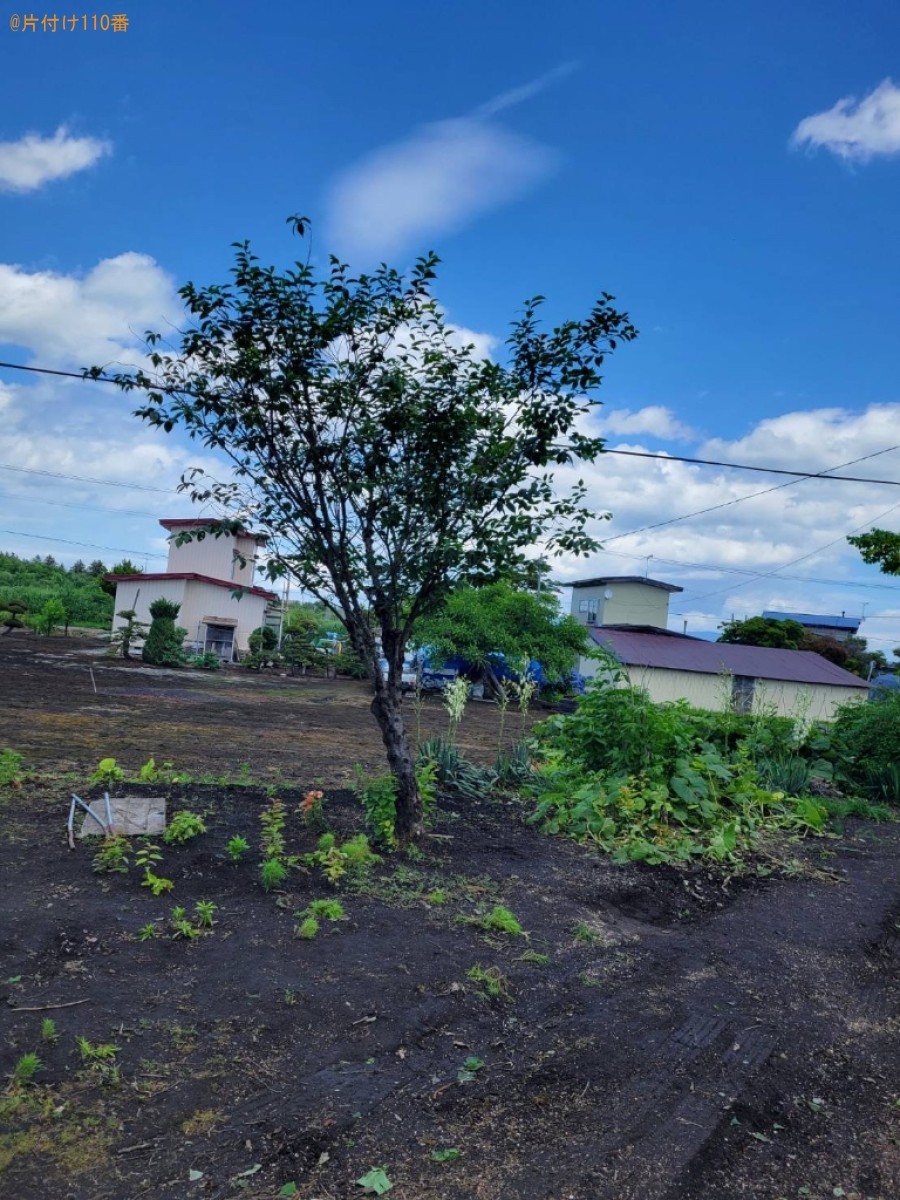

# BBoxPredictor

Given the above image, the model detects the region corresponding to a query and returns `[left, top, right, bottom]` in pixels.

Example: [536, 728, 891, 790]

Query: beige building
[108, 519, 280, 660]
[585, 626, 868, 723]
[570, 575, 867, 723]
[569, 575, 683, 629]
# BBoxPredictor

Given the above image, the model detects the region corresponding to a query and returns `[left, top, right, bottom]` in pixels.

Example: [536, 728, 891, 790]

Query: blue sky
[1, 0, 900, 653]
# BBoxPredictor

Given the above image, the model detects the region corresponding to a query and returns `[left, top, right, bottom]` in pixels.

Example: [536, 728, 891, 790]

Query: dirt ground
[1, 635, 898, 1200]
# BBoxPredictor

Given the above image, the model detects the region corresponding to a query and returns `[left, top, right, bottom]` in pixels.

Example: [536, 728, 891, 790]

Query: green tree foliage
[718, 616, 806, 648]
[110, 608, 149, 660]
[848, 529, 900, 576]
[0, 551, 113, 629]
[414, 582, 587, 694]
[823, 694, 900, 804]
[95, 217, 636, 840]
[248, 625, 278, 652]
[142, 598, 186, 667]
[34, 596, 66, 636]
[102, 558, 142, 596]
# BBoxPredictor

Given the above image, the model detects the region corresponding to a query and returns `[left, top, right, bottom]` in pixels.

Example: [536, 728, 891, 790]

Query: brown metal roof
[568, 575, 683, 592]
[590, 627, 868, 689]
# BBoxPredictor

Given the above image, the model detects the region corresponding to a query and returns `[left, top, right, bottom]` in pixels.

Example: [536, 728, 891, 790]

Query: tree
[111, 607, 149, 660]
[103, 558, 142, 597]
[34, 596, 66, 636]
[70, 559, 86, 574]
[718, 616, 806, 649]
[142, 598, 186, 667]
[849, 529, 900, 576]
[413, 582, 587, 695]
[95, 218, 636, 840]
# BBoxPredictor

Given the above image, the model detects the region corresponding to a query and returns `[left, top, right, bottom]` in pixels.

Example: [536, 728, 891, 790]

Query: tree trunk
[370, 676, 423, 843]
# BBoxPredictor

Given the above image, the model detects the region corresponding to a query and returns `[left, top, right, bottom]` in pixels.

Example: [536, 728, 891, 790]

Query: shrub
[249, 625, 278, 652]
[824, 694, 900, 804]
[142, 599, 187, 667]
[90, 757, 125, 787]
[527, 680, 828, 866]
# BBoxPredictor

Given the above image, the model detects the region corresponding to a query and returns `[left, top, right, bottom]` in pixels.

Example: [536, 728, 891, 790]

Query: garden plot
[0, 636, 898, 1200]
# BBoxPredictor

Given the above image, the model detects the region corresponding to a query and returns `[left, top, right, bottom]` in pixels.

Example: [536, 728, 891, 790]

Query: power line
[0, 527, 166, 559]
[0, 462, 179, 495]
[604, 447, 900, 486]
[604, 444, 900, 543]
[0, 492, 161, 519]
[2, 357, 900, 488]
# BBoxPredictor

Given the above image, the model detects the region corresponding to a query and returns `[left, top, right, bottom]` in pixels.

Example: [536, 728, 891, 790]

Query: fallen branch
[8, 998, 90, 1012]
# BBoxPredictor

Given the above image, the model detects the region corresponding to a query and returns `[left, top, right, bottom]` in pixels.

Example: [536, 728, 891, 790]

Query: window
[204, 623, 235, 660]
[731, 675, 755, 714]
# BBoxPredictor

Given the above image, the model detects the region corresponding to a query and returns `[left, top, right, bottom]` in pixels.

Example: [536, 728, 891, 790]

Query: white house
[108, 519, 280, 660]
[571, 576, 868, 723]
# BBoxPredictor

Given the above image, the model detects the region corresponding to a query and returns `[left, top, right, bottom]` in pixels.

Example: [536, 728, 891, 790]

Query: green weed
[226, 834, 250, 862]
[163, 811, 206, 844]
[466, 964, 510, 1000]
[40, 1019, 59, 1044]
[9, 1053, 42, 1088]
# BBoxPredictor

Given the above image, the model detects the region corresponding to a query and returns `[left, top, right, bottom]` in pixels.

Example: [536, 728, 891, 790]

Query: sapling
[194, 900, 217, 928]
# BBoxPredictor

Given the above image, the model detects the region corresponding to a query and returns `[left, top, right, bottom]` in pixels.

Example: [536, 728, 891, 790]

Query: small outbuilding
[108, 519, 280, 661]
[584, 625, 868, 723]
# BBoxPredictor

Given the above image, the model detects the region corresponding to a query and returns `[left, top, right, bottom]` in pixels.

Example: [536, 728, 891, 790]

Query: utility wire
[2, 357, 900, 487]
[0, 461, 179, 495]
[0, 527, 167, 559]
[604, 444, 900, 543]
[604, 447, 900, 487]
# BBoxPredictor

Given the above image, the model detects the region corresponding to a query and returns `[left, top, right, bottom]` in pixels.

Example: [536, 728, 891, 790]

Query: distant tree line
[0, 551, 141, 633]
[718, 615, 896, 679]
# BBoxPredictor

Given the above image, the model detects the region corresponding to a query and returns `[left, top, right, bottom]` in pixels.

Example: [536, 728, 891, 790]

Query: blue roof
[762, 611, 860, 631]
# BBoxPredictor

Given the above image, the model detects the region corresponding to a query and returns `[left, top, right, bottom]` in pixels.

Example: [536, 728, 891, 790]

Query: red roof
[590, 627, 868, 689]
[105, 572, 279, 602]
[159, 518, 266, 542]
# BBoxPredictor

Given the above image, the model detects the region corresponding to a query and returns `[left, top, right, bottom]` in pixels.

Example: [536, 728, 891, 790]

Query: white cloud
[0, 252, 180, 368]
[791, 79, 900, 161]
[328, 118, 557, 261]
[0, 125, 111, 193]
[597, 405, 694, 440]
[326, 65, 577, 262]
[543, 405, 900, 653]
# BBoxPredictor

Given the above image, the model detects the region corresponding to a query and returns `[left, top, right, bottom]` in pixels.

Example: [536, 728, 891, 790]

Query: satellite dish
[603, 589, 613, 599]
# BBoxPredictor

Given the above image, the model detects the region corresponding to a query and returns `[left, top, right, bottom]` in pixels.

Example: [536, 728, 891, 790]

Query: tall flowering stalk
[443, 676, 470, 746]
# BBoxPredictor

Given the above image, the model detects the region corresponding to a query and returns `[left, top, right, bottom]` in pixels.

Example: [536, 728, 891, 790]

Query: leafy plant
[9, 1053, 42, 1088]
[356, 1167, 393, 1194]
[136, 758, 159, 782]
[136, 922, 159, 942]
[354, 768, 399, 848]
[466, 964, 510, 1000]
[76, 1038, 120, 1084]
[90, 757, 124, 787]
[163, 810, 207, 844]
[136, 843, 174, 895]
[194, 900, 217, 928]
[431, 1148, 462, 1163]
[92, 834, 130, 875]
[226, 834, 250, 862]
[40, 1018, 59, 1044]
[169, 906, 199, 940]
[305, 832, 380, 884]
[260, 798, 286, 859]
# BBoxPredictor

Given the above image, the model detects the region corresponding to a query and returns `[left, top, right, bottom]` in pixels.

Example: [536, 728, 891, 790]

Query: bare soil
[1, 635, 898, 1200]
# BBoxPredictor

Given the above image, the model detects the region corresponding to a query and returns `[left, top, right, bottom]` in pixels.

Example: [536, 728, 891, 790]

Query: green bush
[526, 681, 827, 866]
[142, 599, 187, 667]
[823, 695, 900, 804]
